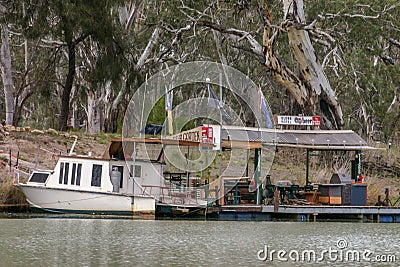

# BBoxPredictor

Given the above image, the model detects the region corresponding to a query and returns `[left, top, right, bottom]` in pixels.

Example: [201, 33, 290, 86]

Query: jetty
[158, 119, 400, 222]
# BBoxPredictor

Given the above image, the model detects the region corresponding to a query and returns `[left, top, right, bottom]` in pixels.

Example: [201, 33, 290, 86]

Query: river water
[0, 217, 399, 266]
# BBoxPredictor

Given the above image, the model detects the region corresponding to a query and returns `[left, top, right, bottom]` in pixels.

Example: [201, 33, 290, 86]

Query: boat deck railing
[140, 184, 204, 206]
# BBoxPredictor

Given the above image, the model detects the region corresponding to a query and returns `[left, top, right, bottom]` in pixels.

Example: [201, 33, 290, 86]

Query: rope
[30, 194, 112, 206]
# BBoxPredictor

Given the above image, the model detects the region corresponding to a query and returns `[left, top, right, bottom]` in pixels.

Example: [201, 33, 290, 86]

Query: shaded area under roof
[221, 126, 375, 150]
[140, 124, 164, 135]
[103, 138, 214, 159]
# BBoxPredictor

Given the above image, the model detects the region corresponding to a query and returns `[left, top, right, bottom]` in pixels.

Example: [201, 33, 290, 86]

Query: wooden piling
[312, 212, 318, 222]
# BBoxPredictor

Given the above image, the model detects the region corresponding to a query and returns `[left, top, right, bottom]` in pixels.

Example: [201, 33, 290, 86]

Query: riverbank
[0, 127, 110, 210]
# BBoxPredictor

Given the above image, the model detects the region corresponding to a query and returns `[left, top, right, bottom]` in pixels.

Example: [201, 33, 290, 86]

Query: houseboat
[17, 136, 211, 217]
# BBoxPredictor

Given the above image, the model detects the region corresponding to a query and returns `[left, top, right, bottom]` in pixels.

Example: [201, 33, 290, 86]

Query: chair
[289, 185, 300, 199]
[263, 184, 275, 204]
[304, 184, 314, 192]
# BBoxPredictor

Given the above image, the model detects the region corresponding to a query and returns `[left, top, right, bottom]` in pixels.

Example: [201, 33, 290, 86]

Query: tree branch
[135, 26, 161, 70]
[389, 38, 400, 48]
[198, 20, 263, 57]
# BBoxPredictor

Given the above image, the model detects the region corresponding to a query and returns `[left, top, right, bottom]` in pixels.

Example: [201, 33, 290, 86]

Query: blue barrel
[298, 214, 307, 222]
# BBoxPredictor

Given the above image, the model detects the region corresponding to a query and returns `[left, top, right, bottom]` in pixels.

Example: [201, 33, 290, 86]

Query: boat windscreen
[29, 172, 49, 183]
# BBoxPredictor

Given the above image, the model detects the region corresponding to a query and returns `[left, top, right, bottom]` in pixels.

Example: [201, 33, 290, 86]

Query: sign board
[274, 115, 321, 126]
[202, 125, 220, 150]
[172, 125, 221, 150]
[174, 127, 201, 142]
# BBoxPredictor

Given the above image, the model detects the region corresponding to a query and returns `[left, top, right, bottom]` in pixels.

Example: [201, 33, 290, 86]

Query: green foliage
[306, 0, 400, 138]
[0, 156, 8, 163]
[1, 0, 399, 140]
[147, 97, 166, 125]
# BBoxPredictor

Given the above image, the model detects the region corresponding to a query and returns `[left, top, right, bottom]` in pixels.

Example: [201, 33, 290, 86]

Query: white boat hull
[19, 184, 155, 215]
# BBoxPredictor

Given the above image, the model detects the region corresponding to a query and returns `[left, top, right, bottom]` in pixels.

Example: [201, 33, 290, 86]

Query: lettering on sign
[171, 125, 221, 150]
[275, 115, 321, 126]
[178, 131, 200, 142]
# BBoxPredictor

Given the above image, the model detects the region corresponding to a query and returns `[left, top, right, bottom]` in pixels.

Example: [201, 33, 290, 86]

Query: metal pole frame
[306, 149, 310, 185]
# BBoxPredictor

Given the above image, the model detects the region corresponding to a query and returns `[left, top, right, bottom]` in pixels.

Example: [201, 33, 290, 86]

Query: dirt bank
[1, 126, 399, 208]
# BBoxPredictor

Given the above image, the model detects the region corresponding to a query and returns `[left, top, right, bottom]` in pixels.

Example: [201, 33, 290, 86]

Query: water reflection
[0, 219, 399, 266]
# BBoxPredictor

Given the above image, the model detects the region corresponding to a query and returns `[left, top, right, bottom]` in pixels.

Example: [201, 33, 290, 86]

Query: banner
[275, 115, 321, 126]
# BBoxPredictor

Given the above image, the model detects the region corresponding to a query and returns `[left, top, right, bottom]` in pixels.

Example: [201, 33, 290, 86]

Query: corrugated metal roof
[221, 126, 373, 150]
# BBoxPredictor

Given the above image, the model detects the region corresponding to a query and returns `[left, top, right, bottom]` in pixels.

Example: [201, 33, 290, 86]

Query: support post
[385, 188, 389, 207]
[186, 146, 190, 189]
[254, 148, 262, 205]
[245, 149, 249, 177]
[235, 182, 239, 204]
[306, 149, 310, 185]
[357, 149, 362, 176]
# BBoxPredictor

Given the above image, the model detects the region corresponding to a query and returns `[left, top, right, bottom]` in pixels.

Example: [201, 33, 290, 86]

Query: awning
[221, 126, 377, 150]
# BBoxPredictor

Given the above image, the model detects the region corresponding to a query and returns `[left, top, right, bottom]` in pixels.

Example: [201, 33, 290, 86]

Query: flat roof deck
[221, 125, 378, 150]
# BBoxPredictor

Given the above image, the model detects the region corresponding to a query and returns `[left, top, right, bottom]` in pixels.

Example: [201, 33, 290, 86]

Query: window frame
[91, 164, 103, 187]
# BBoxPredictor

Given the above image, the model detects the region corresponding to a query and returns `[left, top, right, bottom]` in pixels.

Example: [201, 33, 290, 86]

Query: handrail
[140, 184, 203, 206]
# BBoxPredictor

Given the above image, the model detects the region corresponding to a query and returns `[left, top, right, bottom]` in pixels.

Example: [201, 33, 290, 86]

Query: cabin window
[76, 163, 82, 186]
[115, 166, 124, 188]
[59, 162, 64, 184]
[71, 164, 76, 185]
[91, 164, 102, 187]
[29, 173, 49, 183]
[71, 163, 82, 186]
[131, 165, 141, 178]
[63, 163, 69, 185]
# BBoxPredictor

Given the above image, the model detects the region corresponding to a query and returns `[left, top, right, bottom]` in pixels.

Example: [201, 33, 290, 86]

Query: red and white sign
[202, 126, 214, 143]
[276, 115, 321, 126]
[312, 116, 321, 126]
[201, 125, 220, 150]
[208, 127, 213, 142]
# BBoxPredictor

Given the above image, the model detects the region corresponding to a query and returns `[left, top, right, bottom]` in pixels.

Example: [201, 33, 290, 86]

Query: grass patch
[0, 178, 27, 205]
[19, 156, 30, 162]
[0, 156, 8, 163]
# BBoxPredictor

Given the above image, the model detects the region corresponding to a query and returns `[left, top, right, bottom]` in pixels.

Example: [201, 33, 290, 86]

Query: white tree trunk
[282, 0, 344, 127]
[135, 26, 161, 70]
[71, 102, 78, 129]
[120, 0, 144, 31]
[387, 85, 400, 114]
[0, 24, 14, 125]
[87, 89, 102, 134]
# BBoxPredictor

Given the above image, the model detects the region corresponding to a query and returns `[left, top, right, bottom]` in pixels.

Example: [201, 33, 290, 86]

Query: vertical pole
[254, 148, 261, 205]
[186, 146, 189, 189]
[16, 151, 19, 169]
[385, 188, 389, 207]
[132, 142, 136, 194]
[219, 73, 223, 104]
[259, 149, 262, 205]
[219, 73, 223, 152]
[219, 74, 224, 205]
[245, 149, 249, 177]
[235, 181, 239, 204]
[306, 149, 310, 185]
[9, 149, 11, 172]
